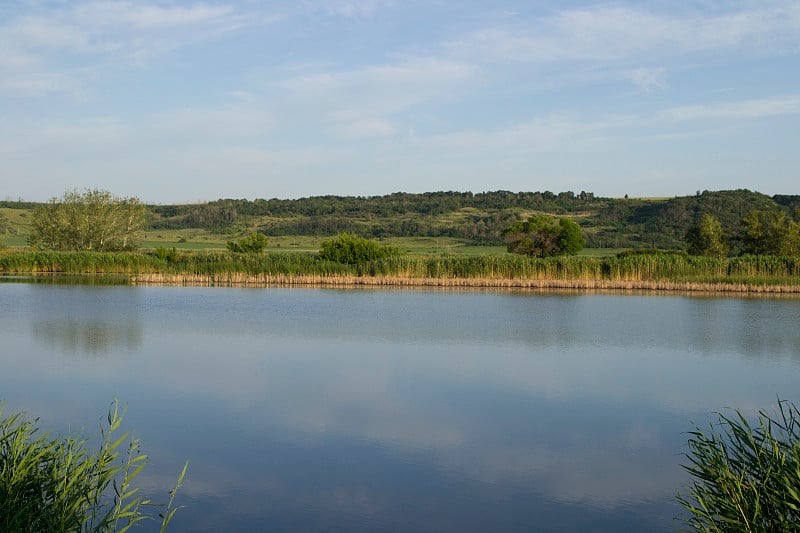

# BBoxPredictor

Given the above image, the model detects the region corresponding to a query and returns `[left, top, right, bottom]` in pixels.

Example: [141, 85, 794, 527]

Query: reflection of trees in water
[32, 320, 142, 356]
[29, 285, 143, 356]
[688, 298, 800, 360]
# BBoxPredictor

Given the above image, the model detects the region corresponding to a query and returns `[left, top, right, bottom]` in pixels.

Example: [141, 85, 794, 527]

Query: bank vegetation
[3, 250, 800, 292]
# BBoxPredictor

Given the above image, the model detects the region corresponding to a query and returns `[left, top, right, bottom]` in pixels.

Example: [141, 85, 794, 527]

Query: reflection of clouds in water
[5, 286, 800, 530]
[136, 336, 709, 507]
[130, 313, 800, 511]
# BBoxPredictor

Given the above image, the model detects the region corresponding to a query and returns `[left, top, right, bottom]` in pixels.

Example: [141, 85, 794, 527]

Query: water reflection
[2, 285, 800, 532]
[0, 274, 130, 286]
[28, 284, 143, 356]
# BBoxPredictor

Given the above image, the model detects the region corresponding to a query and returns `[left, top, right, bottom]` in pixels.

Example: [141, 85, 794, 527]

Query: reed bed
[128, 273, 800, 293]
[3, 251, 800, 292]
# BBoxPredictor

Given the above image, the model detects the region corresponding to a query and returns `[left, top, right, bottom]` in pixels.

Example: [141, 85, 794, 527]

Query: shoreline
[128, 273, 800, 293]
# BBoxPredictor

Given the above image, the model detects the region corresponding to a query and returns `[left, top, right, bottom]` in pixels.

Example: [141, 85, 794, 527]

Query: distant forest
[4, 189, 799, 251]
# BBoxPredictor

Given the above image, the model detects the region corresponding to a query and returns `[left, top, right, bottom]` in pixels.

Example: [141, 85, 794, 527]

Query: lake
[1, 279, 799, 531]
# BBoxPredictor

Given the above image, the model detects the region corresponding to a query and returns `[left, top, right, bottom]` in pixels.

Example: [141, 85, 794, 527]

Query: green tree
[501, 216, 585, 257]
[319, 233, 400, 264]
[227, 232, 268, 254]
[739, 210, 800, 256]
[29, 189, 145, 251]
[685, 214, 728, 258]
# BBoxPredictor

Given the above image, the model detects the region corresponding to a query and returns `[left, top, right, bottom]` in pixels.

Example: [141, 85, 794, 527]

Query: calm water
[1, 279, 799, 532]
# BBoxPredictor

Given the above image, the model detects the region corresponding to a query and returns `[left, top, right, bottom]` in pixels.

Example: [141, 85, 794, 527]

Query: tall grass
[678, 400, 800, 532]
[0, 400, 187, 532]
[2, 250, 800, 287]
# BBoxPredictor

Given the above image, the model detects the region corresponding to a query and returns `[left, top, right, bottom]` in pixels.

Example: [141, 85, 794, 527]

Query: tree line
[686, 210, 800, 257]
[16, 188, 800, 256]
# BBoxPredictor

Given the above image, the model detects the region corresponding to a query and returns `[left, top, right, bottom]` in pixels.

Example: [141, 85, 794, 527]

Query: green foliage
[557, 217, 586, 255]
[29, 189, 145, 252]
[226, 232, 268, 254]
[154, 246, 179, 262]
[686, 214, 729, 258]
[0, 400, 187, 532]
[739, 210, 800, 256]
[10, 189, 800, 251]
[502, 216, 585, 257]
[319, 233, 400, 264]
[678, 401, 800, 532]
[3, 249, 800, 285]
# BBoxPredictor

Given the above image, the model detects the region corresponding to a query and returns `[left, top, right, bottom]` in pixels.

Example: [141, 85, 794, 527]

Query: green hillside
[3, 189, 798, 252]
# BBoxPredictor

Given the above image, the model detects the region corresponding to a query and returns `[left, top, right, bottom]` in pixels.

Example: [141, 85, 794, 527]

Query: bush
[154, 246, 179, 262]
[0, 400, 187, 532]
[227, 232, 268, 254]
[677, 400, 800, 532]
[319, 233, 400, 264]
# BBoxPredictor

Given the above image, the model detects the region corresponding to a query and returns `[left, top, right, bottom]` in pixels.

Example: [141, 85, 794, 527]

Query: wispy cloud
[625, 67, 666, 92]
[271, 57, 474, 139]
[303, 0, 396, 20]
[0, 2, 254, 97]
[446, 3, 800, 64]
[657, 95, 800, 123]
[72, 2, 235, 29]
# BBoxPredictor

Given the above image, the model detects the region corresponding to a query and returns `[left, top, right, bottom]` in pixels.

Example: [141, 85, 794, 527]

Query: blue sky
[1, 1, 798, 203]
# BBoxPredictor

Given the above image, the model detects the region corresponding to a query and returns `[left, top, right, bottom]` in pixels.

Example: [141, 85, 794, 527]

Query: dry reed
[128, 273, 800, 293]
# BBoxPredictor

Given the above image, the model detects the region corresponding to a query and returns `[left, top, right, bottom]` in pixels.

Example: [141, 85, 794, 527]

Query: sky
[1, 1, 798, 204]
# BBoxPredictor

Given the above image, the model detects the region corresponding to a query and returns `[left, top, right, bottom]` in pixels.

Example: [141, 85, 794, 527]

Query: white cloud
[71, 2, 235, 29]
[446, 3, 800, 64]
[0, 72, 80, 98]
[304, 0, 396, 19]
[625, 67, 666, 92]
[271, 57, 474, 139]
[7, 16, 90, 50]
[0, 1, 256, 97]
[335, 117, 396, 139]
[658, 95, 800, 123]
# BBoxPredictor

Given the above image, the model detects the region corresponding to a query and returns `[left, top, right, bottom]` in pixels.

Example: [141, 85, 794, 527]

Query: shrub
[154, 246, 179, 262]
[677, 400, 800, 532]
[0, 400, 187, 532]
[227, 232, 268, 254]
[319, 233, 400, 264]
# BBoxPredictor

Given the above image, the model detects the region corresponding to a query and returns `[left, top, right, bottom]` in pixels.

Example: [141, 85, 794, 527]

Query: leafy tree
[501, 216, 585, 257]
[557, 217, 585, 255]
[227, 232, 268, 254]
[319, 233, 400, 264]
[29, 189, 145, 251]
[685, 214, 728, 257]
[739, 210, 800, 256]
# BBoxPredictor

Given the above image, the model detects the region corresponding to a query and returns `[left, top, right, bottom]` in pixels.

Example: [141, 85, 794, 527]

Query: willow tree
[29, 189, 145, 251]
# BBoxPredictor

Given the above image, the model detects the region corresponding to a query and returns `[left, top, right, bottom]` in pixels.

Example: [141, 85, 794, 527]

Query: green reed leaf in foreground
[0, 399, 187, 532]
[677, 400, 800, 532]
